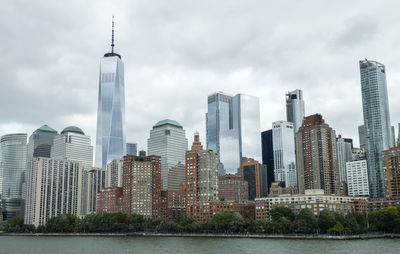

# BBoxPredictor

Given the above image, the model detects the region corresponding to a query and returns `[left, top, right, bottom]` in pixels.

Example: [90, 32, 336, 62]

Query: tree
[318, 210, 336, 233]
[344, 213, 360, 234]
[329, 221, 344, 235]
[46, 214, 80, 232]
[294, 208, 317, 233]
[269, 207, 295, 222]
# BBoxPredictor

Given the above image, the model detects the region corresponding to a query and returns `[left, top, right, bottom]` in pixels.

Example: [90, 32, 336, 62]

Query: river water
[0, 236, 399, 254]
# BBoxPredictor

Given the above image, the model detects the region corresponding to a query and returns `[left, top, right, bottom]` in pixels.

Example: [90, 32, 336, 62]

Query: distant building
[218, 174, 249, 203]
[206, 92, 262, 175]
[121, 155, 162, 219]
[27, 125, 58, 159]
[360, 59, 393, 197]
[295, 114, 340, 195]
[1, 133, 27, 220]
[240, 158, 268, 200]
[97, 186, 123, 214]
[51, 126, 93, 170]
[383, 145, 400, 198]
[272, 121, 297, 187]
[352, 147, 366, 161]
[358, 125, 367, 151]
[147, 119, 188, 190]
[24, 157, 83, 227]
[83, 168, 106, 215]
[261, 129, 274, 194]
[346, 160, 369, 197]
[106, 158, 123, 187]
[126, 143, 137, 156]
[268, 182, 296, 197]
[286, 89, 305, 133]
[336, 135, 353, 183]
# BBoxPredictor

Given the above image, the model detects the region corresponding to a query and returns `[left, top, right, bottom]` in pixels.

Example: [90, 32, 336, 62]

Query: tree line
[2, 205, 400, 234]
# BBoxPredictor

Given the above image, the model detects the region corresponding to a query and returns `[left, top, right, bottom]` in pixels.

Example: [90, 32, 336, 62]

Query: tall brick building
[383, 145, 400, 198]
[218, 174, 248, 203]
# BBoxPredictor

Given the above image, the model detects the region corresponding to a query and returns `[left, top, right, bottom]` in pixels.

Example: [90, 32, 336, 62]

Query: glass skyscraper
[286, 89, 305, 133]
[360, 59, 393, 197]
[1, 133, 27, 220]
[206, 92, 262, 175]
[126, 143, 137, 156]
[272, 121, 297, 187]
[95, 19, 126, 169]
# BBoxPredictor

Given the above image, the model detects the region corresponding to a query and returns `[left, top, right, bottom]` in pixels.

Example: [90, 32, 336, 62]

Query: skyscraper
[95, 17, 126, 169]
[240, 158, 268, 200]
[346, 160, 369, 197]
[261, 129, 274, 194]
[27, 125, 58, 159]
[272, 121, 297, 187]
[126, 143, 137, 156]
[206, 92, 261, 175]
[51, 126, 93, 170]
[358, 125, 367, 151]
[359, 59, 392, 197]
[336, 135, 353, 183]
[286, 89, 305, 133]
[382, 145, 400, 199]
[147, 119, 188, 190]
[296, 114, 340, 195]
[1, 133, 27, 220]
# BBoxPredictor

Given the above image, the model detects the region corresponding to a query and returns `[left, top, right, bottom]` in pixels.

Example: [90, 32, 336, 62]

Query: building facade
[206, 92, 262, 175]
[383, 145, 400, 198]
[336, 135, 353, 183]
[147, 119, 188, 190]
[360, 59, 393, 197]
[83, 168, 106, 215]
[51, 126, 93, 170]
[286, 89, 305, 133]
[24, 157, 83, 226]
[95, 21, 126, 169]
[240, 158, 268, 200]
[346, 160, 369, 197]
[106, 158, 123, 187]
[126, 143, 137, 156]
[218, 174, 249, 203]
[261, 129, 274, 194]
[295, 114, 340, 195]
[272, 121, 297, 187]
[97, 186, 123, 214]
[27, 125, 58, 159]
[1, 133, 27, 220]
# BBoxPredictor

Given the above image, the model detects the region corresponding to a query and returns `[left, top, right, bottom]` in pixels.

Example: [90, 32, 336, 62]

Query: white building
[51, 126, 93, 170]
[106, 158, 123, 187]
[24, 157, 83, 227]
[147, 119, 188, 190]
[336, 135, 353, 183]
[83, 167, 105, 215]
[272, 121, 297, 187]
[346, 160, 369, 196]
[286, 89, 305, 133]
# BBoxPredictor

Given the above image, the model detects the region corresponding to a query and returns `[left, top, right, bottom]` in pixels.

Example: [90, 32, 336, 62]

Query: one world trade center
[95, 17, 126, 169]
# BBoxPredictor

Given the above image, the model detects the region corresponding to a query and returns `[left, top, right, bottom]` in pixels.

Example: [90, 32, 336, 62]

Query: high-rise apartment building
[51, 126, 93, 170]
[206, 92, 261, 175]
[147, 119, 188, 190]
[106, 158, 123, 187]
[121, 155, 162, 218]
[286, 89, 305, 133]
[272, 121, 297, 187]
[24, 157, 83, 226]
[126, 143, 137, 156]
[240, 158, 268, 200]
[336, 135, 353, 183]
[218, 174, 248, 203]
[295, 114, 340, 195]
[1, 133, 27, 220]
[261, 129, 274, 194]
[186, 133, 219, 210]
[359, 59, 393, 197]
[83, 168, 106, 215]
[346, 160, 369, 197]
[95, 18, 126, 169]
[382, 145, 400, 198]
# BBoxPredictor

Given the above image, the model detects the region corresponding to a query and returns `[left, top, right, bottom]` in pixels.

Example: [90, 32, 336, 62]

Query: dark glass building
[261, 130, 274, 194]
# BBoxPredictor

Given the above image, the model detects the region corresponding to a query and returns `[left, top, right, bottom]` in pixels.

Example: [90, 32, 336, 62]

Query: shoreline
[1, 232, 399, 240]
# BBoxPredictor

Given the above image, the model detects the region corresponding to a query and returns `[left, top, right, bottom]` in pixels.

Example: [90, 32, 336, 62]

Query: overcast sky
[1, 0, 400, 152]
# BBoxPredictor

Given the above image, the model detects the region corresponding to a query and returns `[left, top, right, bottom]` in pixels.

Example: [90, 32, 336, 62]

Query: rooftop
[37, 124, 58, 134]
[61, 126, 85, 135]
[153, 119, 182, 129]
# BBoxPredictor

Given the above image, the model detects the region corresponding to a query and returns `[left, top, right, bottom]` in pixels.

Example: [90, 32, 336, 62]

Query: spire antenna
[111, 16, 115, 53]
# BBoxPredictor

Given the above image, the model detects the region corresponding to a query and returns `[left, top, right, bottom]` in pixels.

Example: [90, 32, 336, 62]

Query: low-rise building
[190, 201, 255, 223]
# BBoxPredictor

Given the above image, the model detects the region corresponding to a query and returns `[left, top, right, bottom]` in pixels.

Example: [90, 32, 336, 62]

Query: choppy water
[0, 236, 399, 254]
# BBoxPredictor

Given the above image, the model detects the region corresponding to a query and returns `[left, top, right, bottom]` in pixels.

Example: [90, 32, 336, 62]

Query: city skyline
[2, 1, 400, 154]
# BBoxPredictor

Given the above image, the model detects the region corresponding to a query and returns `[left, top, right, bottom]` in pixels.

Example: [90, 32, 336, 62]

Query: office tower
[218, 174, 249, 203]
[185, 133, 219, 208]
[358, 125, 367, 151]
[51, 126, 93, 170]
[261, 130, 274, 194]
[95, 18, 126, 169]
[206, 92, 261, 175]
[126, 143, 137, 156]
[296, 114, 340, 195]
[272, 121, 297, 187]
[27, 125, 58, 159]
[1, 133, 27, 220]
[121, 155, 162, 218]
[286, 89, 305, 133]
[360, 59, 393, 197]
[336, 135, 353, 183]
[240, 158, 268, 200]
[382, 145, 400, 198]
[346, 160, 369, 196]
[83, 168, 106, 215]
[106, 158, 123, 187]
[24, 157, 83, 227]
[147, 119, 188, 190]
